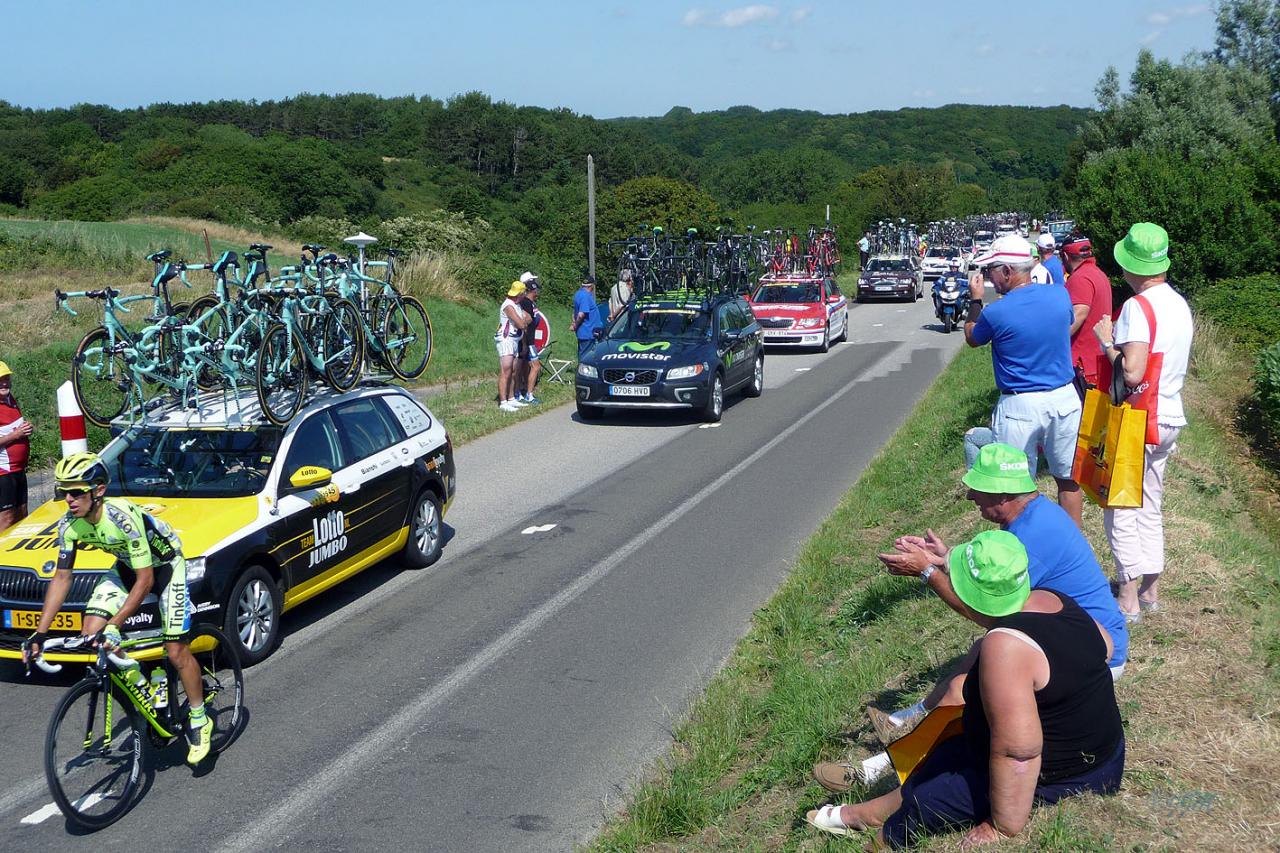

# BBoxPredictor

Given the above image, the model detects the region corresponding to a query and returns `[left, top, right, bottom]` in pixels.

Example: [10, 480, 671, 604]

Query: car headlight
[186, 557, 206, 582]
[577, 363, 598, 379]
[667, 363, 706, 380]
[858, 278, 867, 285]
[795, 318, 823, 329]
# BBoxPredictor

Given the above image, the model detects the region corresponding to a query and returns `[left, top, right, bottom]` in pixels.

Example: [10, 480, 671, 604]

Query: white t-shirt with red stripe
[1113, 282, 1193, 427]
[0, 395, 30, 474]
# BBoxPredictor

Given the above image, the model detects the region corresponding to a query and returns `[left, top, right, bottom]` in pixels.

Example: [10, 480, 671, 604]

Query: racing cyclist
[22, 452, 213, 764]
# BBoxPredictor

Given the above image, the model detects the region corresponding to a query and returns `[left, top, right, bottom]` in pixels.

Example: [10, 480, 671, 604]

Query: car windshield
[867, 259, 912, 272]
[607, 305, 711, 340]
[101, 426, 283, 498]
[926, 248, 959, 259]
[753, 283, 820, 303]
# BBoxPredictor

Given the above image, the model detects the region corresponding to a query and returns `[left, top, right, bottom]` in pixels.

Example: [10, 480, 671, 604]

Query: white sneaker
[510, 397, 529, 407]
[499, 401, 519, 412]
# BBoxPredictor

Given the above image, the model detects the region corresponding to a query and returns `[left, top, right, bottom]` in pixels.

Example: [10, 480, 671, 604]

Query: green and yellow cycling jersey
[56, 497, 183, 581]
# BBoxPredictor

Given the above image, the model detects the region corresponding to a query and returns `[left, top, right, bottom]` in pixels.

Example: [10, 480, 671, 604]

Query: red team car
[747, 274, 849, 352]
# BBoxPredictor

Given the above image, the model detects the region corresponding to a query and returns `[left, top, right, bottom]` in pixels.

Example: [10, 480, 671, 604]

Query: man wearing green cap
[1092, 222, 1193, 620]
[811, 443, 1125, 794]
[808, 532, 1125, 848]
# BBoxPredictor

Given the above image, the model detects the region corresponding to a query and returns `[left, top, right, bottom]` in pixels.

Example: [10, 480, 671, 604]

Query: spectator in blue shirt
[572, 275, 600, 357]
[1032, 233, 1066, 287]
[965, 235, 1083, 526]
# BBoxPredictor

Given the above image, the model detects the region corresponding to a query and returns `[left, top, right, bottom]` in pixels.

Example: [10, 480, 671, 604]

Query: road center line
[215, 340, 906, 853]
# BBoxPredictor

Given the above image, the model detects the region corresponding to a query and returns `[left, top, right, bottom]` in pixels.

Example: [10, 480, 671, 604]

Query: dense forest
[0, 94, 1089, 262]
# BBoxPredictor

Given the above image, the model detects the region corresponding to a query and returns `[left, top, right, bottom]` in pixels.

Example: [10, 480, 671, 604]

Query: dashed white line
[520, 524, 558, 534]
[697, 423, 722, 429]
[21, 793, 101, 825]
[794, 367, 811, 372]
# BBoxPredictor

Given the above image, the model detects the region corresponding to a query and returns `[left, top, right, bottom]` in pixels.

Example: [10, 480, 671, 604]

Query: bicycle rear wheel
[72, 327, 134, 428]
[175, 627, 246, 755]
[378, 295, 432, 380]
[255, 323, 308, 426]
[45, 679, 145, 830]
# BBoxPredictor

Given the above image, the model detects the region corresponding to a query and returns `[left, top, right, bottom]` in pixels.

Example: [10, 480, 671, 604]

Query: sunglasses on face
[56, 487, 93, 500]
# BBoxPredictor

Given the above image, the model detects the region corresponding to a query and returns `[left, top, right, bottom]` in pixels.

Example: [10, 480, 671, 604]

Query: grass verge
[588, 328, 1280, 851]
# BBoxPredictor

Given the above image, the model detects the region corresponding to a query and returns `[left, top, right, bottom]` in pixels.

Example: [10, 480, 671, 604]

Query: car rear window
[382, 394, 432, 437]
[331, 397, 406, 460]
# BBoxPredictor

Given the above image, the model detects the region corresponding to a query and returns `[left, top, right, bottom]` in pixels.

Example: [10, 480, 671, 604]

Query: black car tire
[224, 564, 282, 667]
[834, 310, 848, 343]
[817, 323, 830, 353]
[401, 489, 443, 569]
[745, 354, 764, 398]
[701, 372, 724, 423]
[577, 402, 603, 421]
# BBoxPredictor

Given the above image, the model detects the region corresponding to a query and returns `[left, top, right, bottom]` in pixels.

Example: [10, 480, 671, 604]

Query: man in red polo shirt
[0, 361, 34, 532]
[1063, 238, 1114, 386]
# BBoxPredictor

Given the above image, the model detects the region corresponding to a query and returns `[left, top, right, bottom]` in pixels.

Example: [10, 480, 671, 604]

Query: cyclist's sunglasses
[55, 486, 94, 500]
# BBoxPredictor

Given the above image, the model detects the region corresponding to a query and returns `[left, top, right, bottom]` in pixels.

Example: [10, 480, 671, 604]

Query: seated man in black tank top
[807, 530, 1125, 848]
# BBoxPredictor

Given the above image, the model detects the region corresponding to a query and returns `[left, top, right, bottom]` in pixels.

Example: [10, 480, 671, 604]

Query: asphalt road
[0, 296, 967, 851]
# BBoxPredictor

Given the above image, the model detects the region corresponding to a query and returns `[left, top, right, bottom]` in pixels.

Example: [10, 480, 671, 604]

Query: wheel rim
[712, 378, 723, 416]
[414, 497, 439, 555]
[236, 579, 275, 653]
[753, 357, 763, 390]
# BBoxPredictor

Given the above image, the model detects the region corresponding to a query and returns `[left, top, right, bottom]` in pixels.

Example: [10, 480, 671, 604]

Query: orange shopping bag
[1072, 388, 1111, 507]
[886, 705, 964, 785]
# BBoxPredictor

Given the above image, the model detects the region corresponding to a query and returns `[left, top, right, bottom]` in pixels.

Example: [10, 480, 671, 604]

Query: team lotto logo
[305, 509, 349, 568]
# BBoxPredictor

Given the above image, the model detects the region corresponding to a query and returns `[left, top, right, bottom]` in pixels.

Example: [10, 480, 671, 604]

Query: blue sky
[2, 1, 1217, 117]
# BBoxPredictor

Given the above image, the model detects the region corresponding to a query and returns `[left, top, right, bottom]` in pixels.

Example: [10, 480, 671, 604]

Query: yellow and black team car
[0, 385, 455, 666]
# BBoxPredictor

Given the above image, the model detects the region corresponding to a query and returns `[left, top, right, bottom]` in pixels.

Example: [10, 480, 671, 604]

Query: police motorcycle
[932, 262, 970, 333]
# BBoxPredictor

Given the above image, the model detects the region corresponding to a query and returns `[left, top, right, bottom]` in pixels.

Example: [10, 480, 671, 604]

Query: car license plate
[764, 328, 793, 337]
[3, 609, 81, 632]
[610, 385, 650, 397]
[875, 285, 894, 292]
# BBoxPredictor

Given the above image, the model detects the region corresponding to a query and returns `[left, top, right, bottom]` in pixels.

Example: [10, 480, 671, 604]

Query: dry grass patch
[124, 216, 303, 258]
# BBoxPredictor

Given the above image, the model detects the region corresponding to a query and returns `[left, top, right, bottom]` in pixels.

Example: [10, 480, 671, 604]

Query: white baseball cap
[1035, 233, 1056, 249]
[519, 271, 538, 284]
[971, 235, 1035, 268]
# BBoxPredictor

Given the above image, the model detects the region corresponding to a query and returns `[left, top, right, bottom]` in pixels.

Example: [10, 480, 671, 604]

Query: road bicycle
[29, 627, 244, 829]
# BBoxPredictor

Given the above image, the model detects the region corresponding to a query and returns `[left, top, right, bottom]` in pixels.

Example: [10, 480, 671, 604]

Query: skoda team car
[855, 256, 924, 302]
[576, 293, 764, 423]
[920, 246, 967, 282]
[748, 275, 848, 352]
[0, 385, 455, 667]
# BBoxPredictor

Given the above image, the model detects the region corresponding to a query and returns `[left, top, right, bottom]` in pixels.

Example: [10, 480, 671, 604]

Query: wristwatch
[920, 565, 936, 585]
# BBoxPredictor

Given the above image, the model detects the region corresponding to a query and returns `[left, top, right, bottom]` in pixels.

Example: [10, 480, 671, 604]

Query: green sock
[189, 703, 206, 725]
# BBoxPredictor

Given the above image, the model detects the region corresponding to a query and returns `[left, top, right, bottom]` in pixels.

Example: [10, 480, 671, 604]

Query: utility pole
[587, 155, 596, 278]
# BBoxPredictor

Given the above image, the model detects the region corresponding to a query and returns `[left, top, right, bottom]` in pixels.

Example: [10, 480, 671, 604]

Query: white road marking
[215, 341, 908, 853]
[0, 776, 49, 823]
[872, 323, 884, 327]
[520, 524, 558, 534]
[794, 368, 811, 372]
[21, 792, 101, 825]
[697, 423, 721, 429]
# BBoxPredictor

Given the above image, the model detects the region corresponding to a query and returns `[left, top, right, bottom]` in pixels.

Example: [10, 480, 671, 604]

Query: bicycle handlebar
[26, 636, 135, 675]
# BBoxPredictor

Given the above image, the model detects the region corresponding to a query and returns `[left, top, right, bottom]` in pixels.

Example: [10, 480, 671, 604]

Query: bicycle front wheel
[72, 327, 133, 428]
[175, 627, 246, 754]
[255, 323, 308, 426]
[378, 295, 432, 380]
[321, 298, 365, 391]
[45, 679, 145, 830]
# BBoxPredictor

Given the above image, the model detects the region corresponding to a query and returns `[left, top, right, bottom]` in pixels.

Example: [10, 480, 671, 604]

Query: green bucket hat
[1113, 222, 1170, 276]
[948, 530, 1031, 617]
[962, 443, 1037, 495]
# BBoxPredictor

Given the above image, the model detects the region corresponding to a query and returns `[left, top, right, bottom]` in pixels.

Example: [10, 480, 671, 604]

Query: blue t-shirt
[971, 284, 1074, 392]
[573, 288, 600, 341]
[1006, 495, 1128, 668]
[1043, 254, 1065, 287]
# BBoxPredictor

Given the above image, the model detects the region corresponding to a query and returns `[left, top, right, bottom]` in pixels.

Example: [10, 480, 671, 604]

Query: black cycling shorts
[0, 471, 27, 512]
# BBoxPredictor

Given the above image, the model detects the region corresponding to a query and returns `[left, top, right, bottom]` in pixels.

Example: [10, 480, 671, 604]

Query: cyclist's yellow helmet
[54, 452, 110, 489]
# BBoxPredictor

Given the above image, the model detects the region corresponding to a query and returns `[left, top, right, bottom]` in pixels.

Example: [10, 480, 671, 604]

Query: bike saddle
[249, 243, 273, 252]
[302, 244, 326, 254]
[319, 252, 340, 264]
[213, 251, 239, 274]
[146, 249, 172, 262]
[243, 251, 263, 262]
[384, 248, 401, 258]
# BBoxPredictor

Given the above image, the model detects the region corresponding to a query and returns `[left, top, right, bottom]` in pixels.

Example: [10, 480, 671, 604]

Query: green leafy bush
[1193, 274, 1280, 353]
[1255, 340, 1280, 438]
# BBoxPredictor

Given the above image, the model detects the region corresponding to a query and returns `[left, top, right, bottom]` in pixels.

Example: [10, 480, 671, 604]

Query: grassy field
[589, 325, 1280, 851]
[0, 218, 575, 470]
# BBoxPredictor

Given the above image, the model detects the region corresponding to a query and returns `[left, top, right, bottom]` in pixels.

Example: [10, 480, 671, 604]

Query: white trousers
[1103, 425, 1181, 582]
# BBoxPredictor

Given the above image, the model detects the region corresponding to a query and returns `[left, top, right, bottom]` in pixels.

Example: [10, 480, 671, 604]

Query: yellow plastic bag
[886, 705, 964, 785]
[1072, 388, 1146, 509]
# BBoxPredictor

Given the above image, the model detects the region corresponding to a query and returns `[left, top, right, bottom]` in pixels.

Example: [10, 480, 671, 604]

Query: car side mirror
[288, 466, 332, 490]
[592, 327, 604, 341]
[826, 294, 841, 303]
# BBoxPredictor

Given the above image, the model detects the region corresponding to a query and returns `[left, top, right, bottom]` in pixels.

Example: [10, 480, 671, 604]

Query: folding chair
[542, 339, 575, 385]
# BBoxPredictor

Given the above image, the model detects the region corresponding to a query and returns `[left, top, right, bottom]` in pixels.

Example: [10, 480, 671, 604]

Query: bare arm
[37, 569, 74, 633]
[503, 304, 529, 329]
[964, 274, 985, 348]
[1069, 304, 1089, 336]
[979, 634, 1044, 839]
[1116, 341, 1149, 387]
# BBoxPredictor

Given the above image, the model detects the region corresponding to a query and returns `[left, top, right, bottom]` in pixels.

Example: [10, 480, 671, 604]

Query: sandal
[1139, 598, 1160, 613]
[805, 804, 859, 837]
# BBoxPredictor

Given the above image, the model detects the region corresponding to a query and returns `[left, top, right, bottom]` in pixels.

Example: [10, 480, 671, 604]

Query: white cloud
[682, 4, 779, 28]
[790, 6, 811, 23]
[1146, 12, 1172, 25]
[1140, 29, 1162, 45]
[1145, 4, 1208, 26]
[765, 36, 794, 51]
